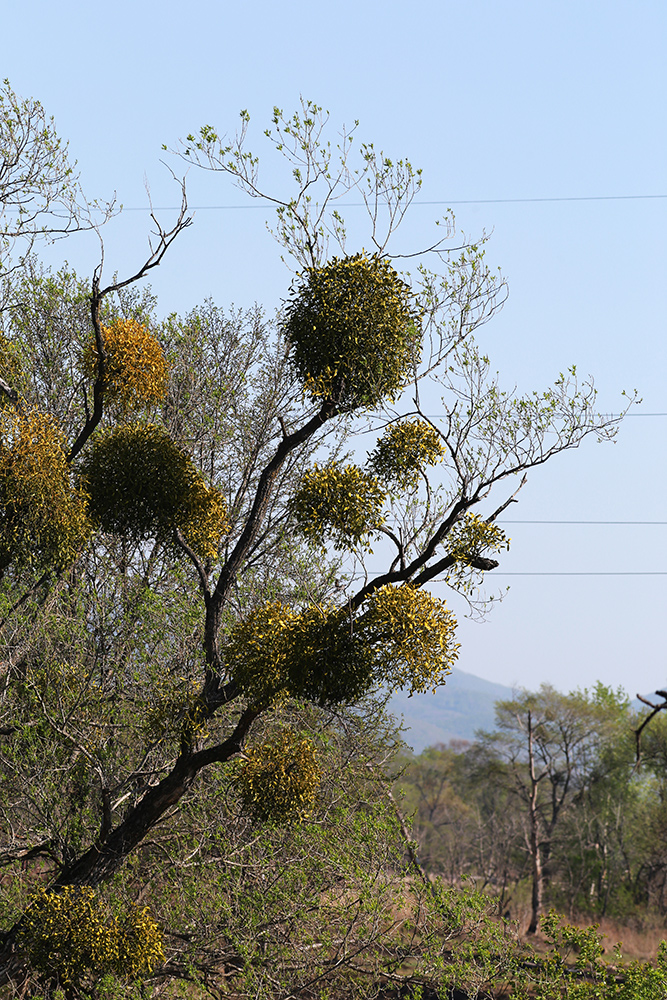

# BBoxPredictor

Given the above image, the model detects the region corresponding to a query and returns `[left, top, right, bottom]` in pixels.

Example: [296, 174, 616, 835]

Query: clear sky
[3, 0, 666, 698]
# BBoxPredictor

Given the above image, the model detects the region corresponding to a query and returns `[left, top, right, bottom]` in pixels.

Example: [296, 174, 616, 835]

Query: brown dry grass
[511, 909, 667, 962]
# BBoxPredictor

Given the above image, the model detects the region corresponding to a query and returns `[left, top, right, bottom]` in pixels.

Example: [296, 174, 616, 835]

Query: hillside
[387, 667, 515, 753]
[388, 669, 659, 754]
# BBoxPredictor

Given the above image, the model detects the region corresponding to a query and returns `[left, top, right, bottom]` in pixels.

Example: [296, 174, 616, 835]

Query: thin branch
[634, 693, 667, 764]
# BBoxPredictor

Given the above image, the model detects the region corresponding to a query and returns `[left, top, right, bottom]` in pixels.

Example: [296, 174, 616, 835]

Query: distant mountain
[387, 669, 661, 755]
[387, 667, 515, 754]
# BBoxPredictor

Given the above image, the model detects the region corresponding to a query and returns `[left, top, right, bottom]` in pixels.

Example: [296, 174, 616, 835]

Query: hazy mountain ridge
[389, 668, 658, 755]
[388, 667, 515, 753]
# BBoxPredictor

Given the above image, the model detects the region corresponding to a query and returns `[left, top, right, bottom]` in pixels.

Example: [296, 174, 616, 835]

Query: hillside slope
[387, 667, 515, 753]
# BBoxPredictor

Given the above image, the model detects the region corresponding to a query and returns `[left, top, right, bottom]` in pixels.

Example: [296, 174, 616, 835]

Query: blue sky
[3, 0, 666, 697]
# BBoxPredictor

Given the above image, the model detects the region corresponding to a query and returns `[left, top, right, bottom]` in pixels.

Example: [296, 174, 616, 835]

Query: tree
[0, 80, 114, 311]
[0, 92, 633, 990]
[396, 741, 529, 914]
[475, 684, 631, 934]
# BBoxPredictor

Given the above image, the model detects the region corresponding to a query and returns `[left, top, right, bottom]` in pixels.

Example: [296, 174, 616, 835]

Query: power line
[421, 414, 667, 419]
[100, 193, 667, 212]
[417, 194, 667, 205]
[497, 520, 667, 525]
[492, 572, 667, 576]
[367, 570, 667, 578]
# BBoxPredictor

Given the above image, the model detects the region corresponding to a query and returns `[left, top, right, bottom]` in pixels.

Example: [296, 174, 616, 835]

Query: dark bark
[526, 711, 543, 935]
[210, 399, 338, 626]
[0, 707, 258, 969]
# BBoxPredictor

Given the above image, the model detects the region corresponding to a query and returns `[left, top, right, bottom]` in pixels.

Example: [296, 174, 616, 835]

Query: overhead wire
[491, 572, 667, 576]
[16, 187, 663, 571]
[98, 192, 667, 211]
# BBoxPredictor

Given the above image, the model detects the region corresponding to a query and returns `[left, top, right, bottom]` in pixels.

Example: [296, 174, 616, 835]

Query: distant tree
[0, 92, 634, 991]
[0, 79, 114, 307]
[476, 684, 631, 933]
[395, 743, 476, 880]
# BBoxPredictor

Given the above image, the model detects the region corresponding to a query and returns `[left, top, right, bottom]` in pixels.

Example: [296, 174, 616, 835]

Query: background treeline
[395, 683, 667, 932]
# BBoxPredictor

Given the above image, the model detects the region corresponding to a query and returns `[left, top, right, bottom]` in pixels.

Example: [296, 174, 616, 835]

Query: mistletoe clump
[0, 409, 90, 573]
[368, 418, 445, 489]
[285, 603, 375, 706]
[284, 253, 422, 408]
[224, 599, 297, 706]
[363, 584, 459, 694]
[227, 584, 458, 710]
[80, 423, 229, 559]
[289, 462, 385, 550]
[448, 513, 510, 566]
[19, 885, 164, 988]
[237, 729, 321, 824]
[225, 600, 375, 708]
[83, 317, 169, 411]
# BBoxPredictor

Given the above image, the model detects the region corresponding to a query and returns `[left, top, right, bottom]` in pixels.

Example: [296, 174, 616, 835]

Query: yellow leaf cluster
[285, 603, 375, 705]
[447, 513, 510, 566]
[0, 409, 90, 573]
[363, 584, 459, 694]
[284, 252, 422, 409]
[82, 318, 169, 411]
[224, 599, 297, 705]
[80, 423, 229, 560]
[226, 584, 459, 710]
[237, 729, 321, 824]
[225, 600, 374, 708]
[19, 885, 164, 987]
[368, 418, 445, 489]
[289, 462, 385, 550]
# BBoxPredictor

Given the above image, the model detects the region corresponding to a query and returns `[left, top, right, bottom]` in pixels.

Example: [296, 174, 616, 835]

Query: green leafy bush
[82, 317, 169, 412]
[289, 461, 385, 550]
[237, 728, 321, 823]
[368, 417, 445, 488]
[80, 422, 228, 559]
[0, 409, 90, 573]
[225, 600, 375, 708]
[284, 253, 421, 409]
[363, 583, 459, 694]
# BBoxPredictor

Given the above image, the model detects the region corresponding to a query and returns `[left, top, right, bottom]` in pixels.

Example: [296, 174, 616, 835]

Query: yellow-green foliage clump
[224, 600, 297, 705]
[363, 584, 459, 694]
[227, 586, 457, 707]
[284, 253, 422, 408]
[448, 513, 510, 566]
[368, 418, 445, 489]
[225, 600, 375, 708]
[83, 317, 169, 410]
[80, 423, 228, 560]
[0, 409, 90, 572]
[289, 462, 385, 550]
[284, 603, 375, 706]
[19, 885, 164, 987]
[238, 729, 321, 823]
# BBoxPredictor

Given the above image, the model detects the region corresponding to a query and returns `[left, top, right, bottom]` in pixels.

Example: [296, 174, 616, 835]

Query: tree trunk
[527, 834, 543, 935]
[0, 707, 257, 970]
[526, 709, 543, 935]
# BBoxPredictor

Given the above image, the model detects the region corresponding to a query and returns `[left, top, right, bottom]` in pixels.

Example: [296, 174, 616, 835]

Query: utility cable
[89, 193, 667, 212]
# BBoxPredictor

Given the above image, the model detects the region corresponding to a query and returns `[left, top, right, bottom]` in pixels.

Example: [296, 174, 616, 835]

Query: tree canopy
[0, 91, 637, 996]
